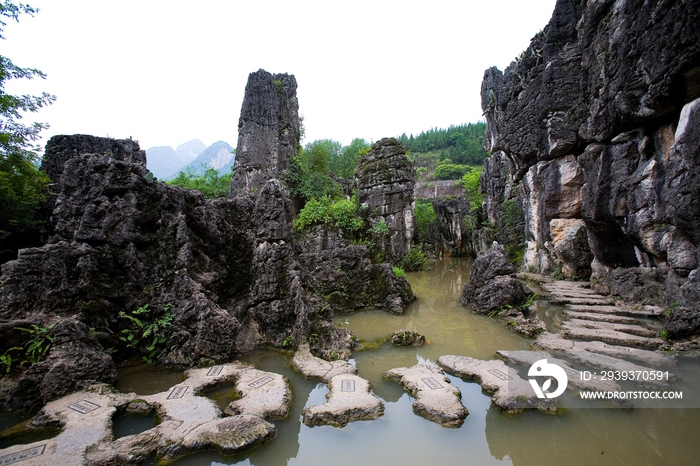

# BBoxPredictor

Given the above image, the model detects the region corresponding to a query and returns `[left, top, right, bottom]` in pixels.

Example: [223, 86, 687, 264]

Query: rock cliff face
[480, 0, 700, 322]
[0, 71, 414, 410]
[230, 69, 300, 194]
[356, 138, 418, 262]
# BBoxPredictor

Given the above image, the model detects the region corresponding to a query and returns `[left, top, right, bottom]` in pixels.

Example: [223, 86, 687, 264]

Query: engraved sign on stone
[0, 444, 47, 464]
[604, 344, 630, 352]
[67, 400, 101, 414]
[341, 380, 356, 392]
[488, 369, 513, 381]
[167, 386, 189, 400]
[248, 376, 274, 389]
[421, 377, 444, 390]
[206, 366, 223, 377]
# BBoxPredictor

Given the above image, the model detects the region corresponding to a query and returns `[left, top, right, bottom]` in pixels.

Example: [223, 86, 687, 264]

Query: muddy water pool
[2, 258, 700, 465]
[174, 258, 700, 465]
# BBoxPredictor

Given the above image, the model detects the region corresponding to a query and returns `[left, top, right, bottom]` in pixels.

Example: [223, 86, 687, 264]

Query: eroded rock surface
[437, 355, 557, 414]
[384, 363, 467, 428]
[356, 138, 417, 262]
[460, 242, 530, 314]
[291, 343, 357, 382]
[302, 374, 384, 427]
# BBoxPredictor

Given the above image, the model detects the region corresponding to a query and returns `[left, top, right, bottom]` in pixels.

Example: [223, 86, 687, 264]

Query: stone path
[0, 362, 285, 465]
[291, 343, 357, 382]
[384, 364, 468, 427]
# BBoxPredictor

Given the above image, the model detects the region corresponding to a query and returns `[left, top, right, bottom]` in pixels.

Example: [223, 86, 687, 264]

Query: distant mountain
[172, 141, 235, 178]
[146, 138, 206, 179]
[175, 139, 207, 160]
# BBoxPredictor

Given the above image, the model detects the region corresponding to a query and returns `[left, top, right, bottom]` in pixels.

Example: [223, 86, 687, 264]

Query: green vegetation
[434, 159, 472, 180]
[400, 247, 426, 272]
[329, 138, 371, 180]
[119, 304, 174, 364]
[292, 194, 363, 234]
[400, 122, 488, 165]
[499, 198, 525, 264]
[1, 323, 55, 373]
[461, 166, 484, 211]
[414, 199, 438, 238]
[392, 266, 406, 278]
[0, 2, 55, 256]
[167, 167, 231, 199]
[286, 139, 343, 203]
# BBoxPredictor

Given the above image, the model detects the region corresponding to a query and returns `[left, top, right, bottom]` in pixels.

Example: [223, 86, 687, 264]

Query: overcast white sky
[4, 0, 557, 151]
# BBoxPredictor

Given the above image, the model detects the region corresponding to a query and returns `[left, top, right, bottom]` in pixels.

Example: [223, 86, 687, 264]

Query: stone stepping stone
[291, 343, 357, 382]
[561, 323, 665, 349]
[302, 374, 384, 427]
[550, 295, 613, 305]
[562, 310, 657, 326]
[566, 319, 659, 338]
[566, 304, 663, 318]
[384, 364, 468, 427]
[541, 281, 602, 296]
[534, 332, 675, 366]
[563, 350, 675, 390]
[224, 369, 291, 420]
[497, 350, 629, 406]
[437, 355, 557, 414]
[1, 362, 285, 465]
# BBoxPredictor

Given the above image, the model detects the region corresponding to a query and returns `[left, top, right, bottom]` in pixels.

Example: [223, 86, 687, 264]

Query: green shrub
[414, 199, 438, 238]
[293, 194, 364, 235]
[392, 266, 406, 278]
[330, 197, 364, 232]
[167, 167, 231, 199]
[293, 196, 333, 231]
[434, 163, 471, 180]
[369, 220, 389, 236]
[400, 248, 425, 271]
[461, 167, 484, 211]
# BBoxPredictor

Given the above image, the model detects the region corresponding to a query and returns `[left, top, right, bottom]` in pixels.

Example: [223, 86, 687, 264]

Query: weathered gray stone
[229, 70, 299, 194]
[460, 242, 531, 314]
[223, 369, 291, 420]
[390, 329, 426, 346]
[437, 355, 557, 414]
[565, 319, 658, 338]
[562, 350, 674, 389]
[355, 138, 417, 262]
[302, 374, 384, 427]
[565, 304, 664, 318]
[384, 364, 467, 427]
[291, 343, 357, 382]
[561, 322, 665, 349]
[534, 332, 675, 367]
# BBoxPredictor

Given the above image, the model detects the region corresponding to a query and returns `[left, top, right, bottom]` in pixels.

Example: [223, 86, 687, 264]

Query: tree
[329, 138, 370, 179]
[0, 2, 55, 261]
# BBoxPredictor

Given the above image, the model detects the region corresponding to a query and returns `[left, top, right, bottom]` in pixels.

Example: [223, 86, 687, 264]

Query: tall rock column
[356, 138, 417, 262]
[229, 69, 300, 195]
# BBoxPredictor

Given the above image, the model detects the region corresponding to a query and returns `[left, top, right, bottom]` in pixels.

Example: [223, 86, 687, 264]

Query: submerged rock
[302, 374, 384, 427]
[384, 363, 467, 428]
[460, 242, 530, 314]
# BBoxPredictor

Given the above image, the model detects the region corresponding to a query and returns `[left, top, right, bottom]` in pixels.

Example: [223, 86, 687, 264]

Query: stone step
[541, 282, 601, 296]
[563, 350, 675, 390]
[303, 374, 384, 427]
[562, 310, 660, 327]
[291, 343, 357, 382]
[565, 319, 659, 338]
[497, 350, 630, 406]
[534, 332, 675, 367]
[550, 296, 613, 305]
[561, 323, 665, 349]
[384, 363, 468, 428]
[437, 355, 557, 414]
[566, 304, 664, 318]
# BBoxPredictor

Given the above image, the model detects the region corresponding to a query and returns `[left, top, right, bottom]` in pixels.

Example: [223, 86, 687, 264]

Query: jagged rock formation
[479, 0, 700, 334]
[0, 71, 415, 410]
[356, 138, 418, 262]
[460, 242, 530, 314]
[230, 69, 300, 194]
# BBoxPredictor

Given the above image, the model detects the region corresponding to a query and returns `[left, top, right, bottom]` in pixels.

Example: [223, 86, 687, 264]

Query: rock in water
[460, 242, 530, 314]
[230, 69, 300, 195]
